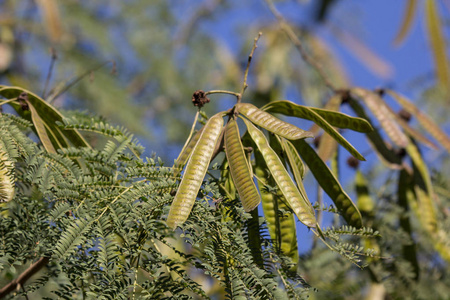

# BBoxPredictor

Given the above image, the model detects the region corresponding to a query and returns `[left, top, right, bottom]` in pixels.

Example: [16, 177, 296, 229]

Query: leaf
[242, 117, 316, 228]
[53, 216, 93, 260]
[236, 102, 313, 140]
[0, 86, 90, 151]
[393, 0, 417, 46]
[348, 98, 403, 169]
[224, 118, 260, 212]
[425, 0, 450, 88]
[166, 113, 224, 229]
[0, 149, 14, 203]
[292, 139, 362, 228]
[351, 88, 409, 148]
[254, 149, 298, 263]
[262, 100, 366, 160]
[386, 90, 450, 152]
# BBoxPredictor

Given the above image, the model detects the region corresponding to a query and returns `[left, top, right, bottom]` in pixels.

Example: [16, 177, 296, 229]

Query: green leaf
[0, 149, 14, 203]
[292, 139, 362, 228]
[425, 0, 450, 88]
[243, 117, 316, 228]
[262, 100, 366, 160]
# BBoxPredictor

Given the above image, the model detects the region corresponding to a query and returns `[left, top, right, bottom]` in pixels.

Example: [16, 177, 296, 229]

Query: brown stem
[264, 0, 337, 92]
[0, 257, 50, 299]
[239, 32, 262, 103]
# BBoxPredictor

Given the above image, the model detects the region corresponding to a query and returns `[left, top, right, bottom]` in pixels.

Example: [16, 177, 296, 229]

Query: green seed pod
[242, 117, 316, 228]
[167, 113, 224, 229]
[225, 118, 260, 212]
[236, 103, 313, 140]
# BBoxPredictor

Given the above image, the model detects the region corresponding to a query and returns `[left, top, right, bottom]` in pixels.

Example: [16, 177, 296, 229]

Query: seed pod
[0, 149, 14, 203]
[254, 149, 298, 264]
[262, 100, 365, 160]
[243, 117, 316, 228]
[173, 126, 204, 176]
[292, 139, 363, 228]
[225, 118, 260, 212]
[167, 113, 224, 229]
[236, 103, 313, 140]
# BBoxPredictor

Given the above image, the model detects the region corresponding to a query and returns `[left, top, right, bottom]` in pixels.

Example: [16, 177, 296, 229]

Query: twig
[42, 47, 58, 98]
[264, 0, 337, 92]
[239, 32, 262, 102]
[205, 90, 241, 99]
[47, 60, 113, 104]
[0, 257, 50, 299]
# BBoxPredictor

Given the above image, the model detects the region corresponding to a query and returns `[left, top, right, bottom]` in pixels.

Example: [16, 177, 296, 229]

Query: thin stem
[239, 32, 262, 102]
[175, 110, 199, 164]
[205, 90, 241, 99]
[48, 60, 112, 104]
[0, 98, 18, 106]
[42, 47, 57, 98]
[264, 0, 337, 92]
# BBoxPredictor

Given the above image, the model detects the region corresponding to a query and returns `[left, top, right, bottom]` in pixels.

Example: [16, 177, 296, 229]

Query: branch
[264, 0, 338, 92]
[0, 257, 50, 299]
[239, 32, 262, 102]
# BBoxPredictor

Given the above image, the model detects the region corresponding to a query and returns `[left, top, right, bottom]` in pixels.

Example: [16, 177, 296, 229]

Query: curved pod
[225, 118, 260, 212]
[236, 103, 313, 140]
[167, 113, 224, 229]
[242, 117, 316, 228]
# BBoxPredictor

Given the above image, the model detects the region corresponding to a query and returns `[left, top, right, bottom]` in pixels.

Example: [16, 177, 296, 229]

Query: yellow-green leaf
[236, 102, 313, 140]
[224, 118, 260, 212]
[243, 117, 316, 228]
[166, 113, 224, 229]
[425, 0, 450, 88]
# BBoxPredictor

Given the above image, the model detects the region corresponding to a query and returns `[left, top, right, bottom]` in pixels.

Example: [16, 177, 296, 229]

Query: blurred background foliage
[0, 0, 448, 160]
[1, 0, 449, 298]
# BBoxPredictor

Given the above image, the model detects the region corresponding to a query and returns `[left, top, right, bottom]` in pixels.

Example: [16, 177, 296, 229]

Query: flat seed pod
[348, 99, 402, 169]
[262, 100, 366, 160]
[0, 87, 90, 151]
[242, 117, 316, 228]
[27, 100, 57, 153]
[279, 137, 313, 215]
[292, 139, 362, 228]
[0, 149, 14, 203]
[236, 102, 313, 140]
[386, 90, 450, 153]
[254, 150, 298, 263]
[263, 100, 373, 133]
[224, 118, 260, 212]
[351, 88, 409, 148]
[173, 126, 204, 176]
[167, 113, 224, 229]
